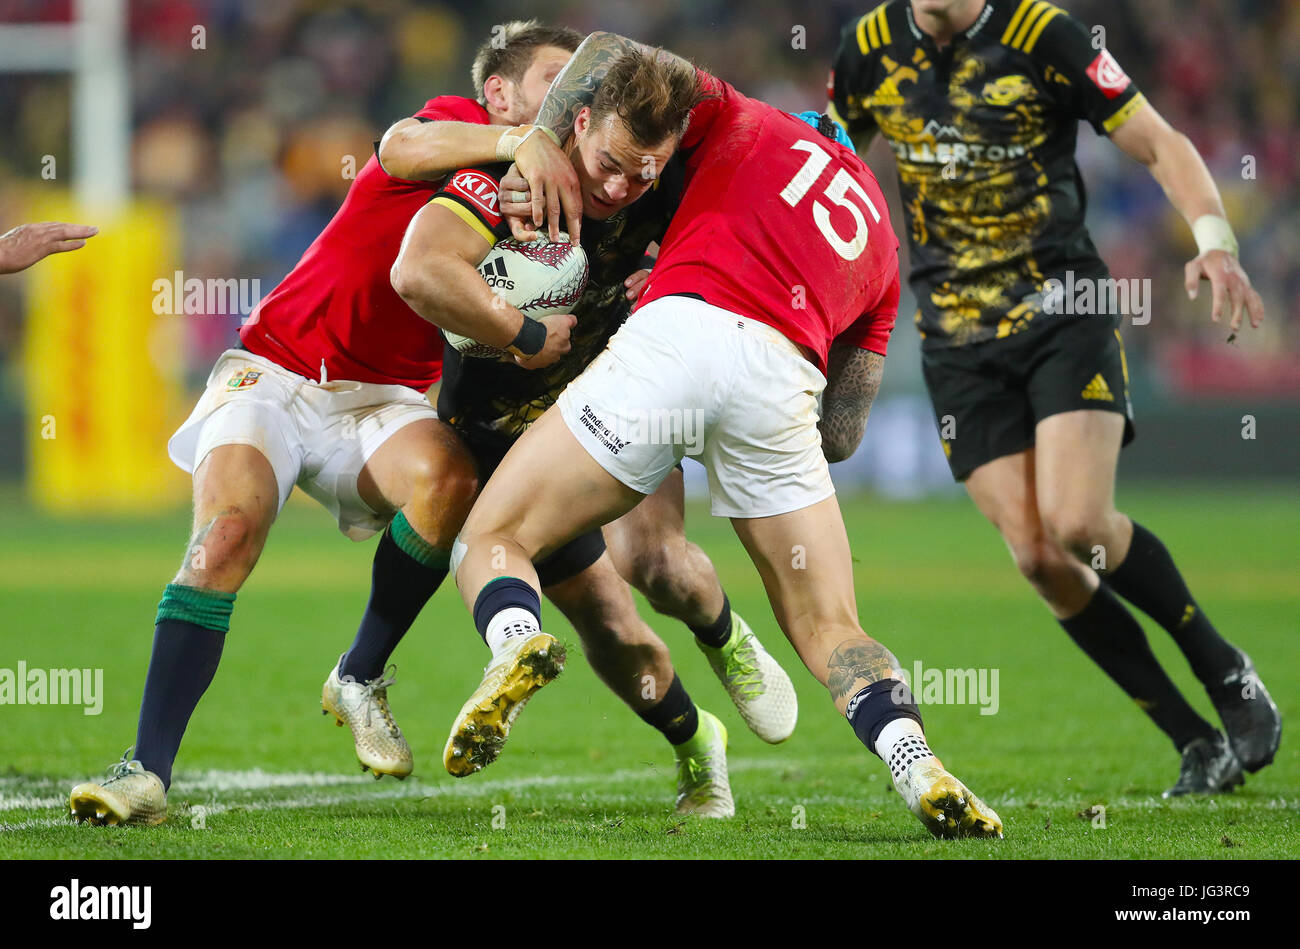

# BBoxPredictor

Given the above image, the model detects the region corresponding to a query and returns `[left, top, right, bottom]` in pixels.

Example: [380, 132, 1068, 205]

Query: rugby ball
[444, 233, 589, 358]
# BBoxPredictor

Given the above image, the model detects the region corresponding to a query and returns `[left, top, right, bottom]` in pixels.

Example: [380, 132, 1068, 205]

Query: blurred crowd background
[1, 0, 1297, 497]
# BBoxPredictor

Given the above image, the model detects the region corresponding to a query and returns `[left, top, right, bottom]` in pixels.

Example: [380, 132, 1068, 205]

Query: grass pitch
[0, 485, 1295, 859]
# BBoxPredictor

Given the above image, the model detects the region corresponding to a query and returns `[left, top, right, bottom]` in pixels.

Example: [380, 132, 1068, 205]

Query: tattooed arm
[503, 32, 696, 242]
[818, 345, 884, 463]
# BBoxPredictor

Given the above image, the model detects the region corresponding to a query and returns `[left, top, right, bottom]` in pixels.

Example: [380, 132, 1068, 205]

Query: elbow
[390, 256, 423, 307]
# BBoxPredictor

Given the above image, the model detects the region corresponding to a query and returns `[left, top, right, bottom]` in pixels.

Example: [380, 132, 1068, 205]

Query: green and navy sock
[134, 583, 235, 789]
[338, 512, 449, 683]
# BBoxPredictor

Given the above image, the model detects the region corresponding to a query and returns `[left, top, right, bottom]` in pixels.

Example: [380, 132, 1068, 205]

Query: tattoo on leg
[826, 639, 900, 699]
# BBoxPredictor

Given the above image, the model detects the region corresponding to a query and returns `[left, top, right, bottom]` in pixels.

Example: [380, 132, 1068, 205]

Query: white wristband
[495, 125, 561, 162]
[1191, 214, 1238, 257]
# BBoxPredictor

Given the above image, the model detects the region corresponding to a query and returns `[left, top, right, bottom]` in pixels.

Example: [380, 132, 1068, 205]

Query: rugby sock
[636, 673, 700, 744]
[1104, 521, 1240, 686]
[846, 677, 925, 758]
[134, 584, 234, 790]
[688, 592, 733, 649]
[338, 513, 450, 683]
[1059, 585, 1217, 750]
[875, 717, 937, 786]
[473, 576, 542, 654]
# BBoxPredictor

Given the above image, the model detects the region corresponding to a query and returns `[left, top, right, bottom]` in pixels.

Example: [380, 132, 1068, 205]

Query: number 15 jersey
[637, 72, 901, 373]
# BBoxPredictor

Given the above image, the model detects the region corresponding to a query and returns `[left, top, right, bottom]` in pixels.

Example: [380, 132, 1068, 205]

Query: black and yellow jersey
[434, 157, 683, 445]
[830, 0, 1146, 348]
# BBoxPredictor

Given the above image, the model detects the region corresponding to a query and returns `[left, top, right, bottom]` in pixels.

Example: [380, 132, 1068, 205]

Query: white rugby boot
[697, 611, 798, 743]
[443, 632, 566, 777]
[894, 757, 1003, 839]
[322, 659, 413, 780]
[674, 709, 735, 818]
[70, 751, 167, 827]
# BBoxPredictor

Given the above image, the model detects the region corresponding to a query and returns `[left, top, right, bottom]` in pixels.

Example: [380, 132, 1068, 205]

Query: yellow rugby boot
[674, 710, 735, 818]
[443, 632, 566, 777]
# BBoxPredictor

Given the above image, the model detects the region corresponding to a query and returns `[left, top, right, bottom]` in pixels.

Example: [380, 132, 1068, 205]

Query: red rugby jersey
[638, 74, 900, 372]
[240, 96, 491, 390]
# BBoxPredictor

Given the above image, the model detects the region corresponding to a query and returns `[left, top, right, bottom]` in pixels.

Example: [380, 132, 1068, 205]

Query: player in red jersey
[69, 22, 584, 827]
[447, 33, 1004, 840]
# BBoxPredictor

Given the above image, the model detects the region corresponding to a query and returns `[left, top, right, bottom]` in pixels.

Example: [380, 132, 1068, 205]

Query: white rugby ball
[445, 233, 589, 358]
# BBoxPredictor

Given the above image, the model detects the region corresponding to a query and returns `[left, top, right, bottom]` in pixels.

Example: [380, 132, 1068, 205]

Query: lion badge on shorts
[226, 369, 262, 389]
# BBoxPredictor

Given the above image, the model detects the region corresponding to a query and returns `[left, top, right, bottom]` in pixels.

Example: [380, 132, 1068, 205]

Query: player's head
[567, 51, 703, 221]
[471, 20, 582, 124]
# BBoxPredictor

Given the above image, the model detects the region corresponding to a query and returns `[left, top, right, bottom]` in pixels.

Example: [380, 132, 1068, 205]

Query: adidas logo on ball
[478, 258, 515, 291]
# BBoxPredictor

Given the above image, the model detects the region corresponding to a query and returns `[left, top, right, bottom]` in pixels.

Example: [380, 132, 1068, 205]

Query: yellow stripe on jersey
[1103, 91, 1147, 133]
[1003, 0, 1063, 51]
[856, 3, 891, 53]
[1021, 5, 1062, 52]
[1001, 0, 1037, 45]
[430, 196, 498, 247]
[1114, 329, 1130, 387]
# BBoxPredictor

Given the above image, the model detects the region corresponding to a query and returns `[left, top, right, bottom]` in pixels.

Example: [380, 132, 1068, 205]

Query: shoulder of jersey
[996, 0, 1069, 55]
[848, 1, 900, 58]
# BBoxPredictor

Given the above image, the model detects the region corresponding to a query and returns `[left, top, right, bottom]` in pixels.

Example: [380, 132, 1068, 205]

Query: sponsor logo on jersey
[478, 256, 514, 290]
[1085, 49, 1131, 99]
[982, 74, 1035, 106]
[447, 170, 502, 224]
[226, 369, 262, 389]
[923, 118, 962, 140]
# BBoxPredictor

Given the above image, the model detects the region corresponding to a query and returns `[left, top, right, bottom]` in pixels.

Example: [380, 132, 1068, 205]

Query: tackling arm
[1108, 100, 1264, 333]
[391, 203, 573, 368]
[818, 346, 885, 463]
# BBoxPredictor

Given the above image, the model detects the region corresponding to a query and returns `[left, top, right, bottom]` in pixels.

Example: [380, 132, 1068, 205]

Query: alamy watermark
[576, 404, 705, 456]
[896, 660, 999, 715]
[152, 270, 261, 316]
[1043, 271, 1151, 325]
[0, 661, 103, 715]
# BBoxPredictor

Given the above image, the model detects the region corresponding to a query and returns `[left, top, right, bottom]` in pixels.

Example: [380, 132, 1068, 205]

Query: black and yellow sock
[688, 593, 732, 649]
[1105, 521, 1240, 686]
[135, 583, 235, 789]
[1060, 585, 1217, 750]
[339, 512, 449, 683]
[636, 674, 699, 745]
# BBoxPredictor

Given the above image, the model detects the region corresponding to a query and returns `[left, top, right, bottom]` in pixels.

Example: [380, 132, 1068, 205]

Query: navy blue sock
[846, 678, 924, 757]
[134, 584, 233, 789]
[636, 674, 700, 745]
[339, 523, 448, 683]
[473, 576, 542, 641]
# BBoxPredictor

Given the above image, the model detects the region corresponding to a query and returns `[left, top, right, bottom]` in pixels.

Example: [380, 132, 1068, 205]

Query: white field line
[3, 759, 1296, 831]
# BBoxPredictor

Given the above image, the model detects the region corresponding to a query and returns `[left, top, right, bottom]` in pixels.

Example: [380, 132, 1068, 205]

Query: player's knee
[183, 508, 266, 581]
[1009, 538, 1055, 586]
[407, 450, 480, 516]
[625, 541, 688, 607]
[1042, 511, 1102, 560]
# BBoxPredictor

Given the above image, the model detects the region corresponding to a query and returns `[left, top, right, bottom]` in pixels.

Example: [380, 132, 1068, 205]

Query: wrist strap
[1192, 214, 1238, 257]
[506, 317, 547, 357]
[496, 125, 562, 162]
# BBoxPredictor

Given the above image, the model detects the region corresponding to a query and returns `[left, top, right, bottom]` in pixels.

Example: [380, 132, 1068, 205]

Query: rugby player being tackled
[448, 32, 1004, 840]
[69, 21, 793, 826]
[391, 50, 798, 817]
[830, 0, 1280, 796]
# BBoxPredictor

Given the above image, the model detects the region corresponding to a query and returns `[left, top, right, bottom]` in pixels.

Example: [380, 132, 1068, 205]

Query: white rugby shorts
[168, 349, 438, 540]
[556, 295, 835, 518]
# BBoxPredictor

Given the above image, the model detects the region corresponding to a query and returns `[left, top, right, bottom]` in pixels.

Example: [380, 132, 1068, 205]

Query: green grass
[0, 485, 1296, 859]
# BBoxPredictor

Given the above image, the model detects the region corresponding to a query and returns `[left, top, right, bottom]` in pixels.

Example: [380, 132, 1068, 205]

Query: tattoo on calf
[826, 638, 900, 700]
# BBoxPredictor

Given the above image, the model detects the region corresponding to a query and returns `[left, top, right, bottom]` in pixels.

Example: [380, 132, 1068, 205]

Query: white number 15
[779, 139, 881, 261]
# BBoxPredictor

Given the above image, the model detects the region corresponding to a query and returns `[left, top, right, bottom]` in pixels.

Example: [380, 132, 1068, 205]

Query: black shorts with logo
[921, 315, 1136, 482]
[457, 426, 606, 587]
